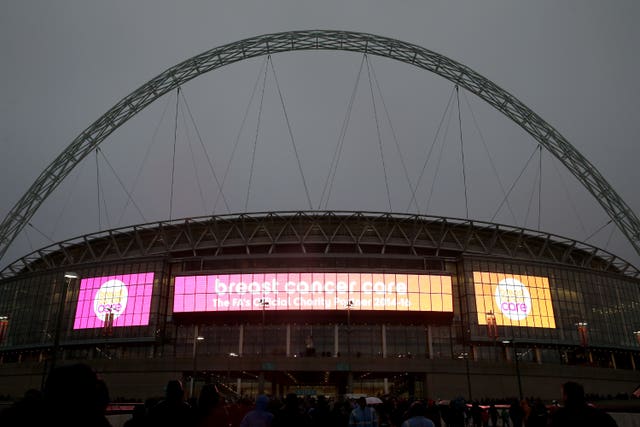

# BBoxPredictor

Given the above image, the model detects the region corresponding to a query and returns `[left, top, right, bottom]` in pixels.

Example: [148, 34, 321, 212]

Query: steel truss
[2, 211, 637, 280]
[1, 30, 639, 262]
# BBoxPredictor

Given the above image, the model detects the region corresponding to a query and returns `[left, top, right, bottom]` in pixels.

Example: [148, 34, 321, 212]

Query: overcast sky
[1, 1, 639, 269]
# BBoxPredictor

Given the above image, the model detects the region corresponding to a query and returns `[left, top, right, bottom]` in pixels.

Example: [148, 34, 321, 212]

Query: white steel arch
[1, 30, 639, 261]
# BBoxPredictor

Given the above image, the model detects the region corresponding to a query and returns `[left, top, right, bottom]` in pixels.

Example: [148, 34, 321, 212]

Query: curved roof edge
[2, 211, 638, 280]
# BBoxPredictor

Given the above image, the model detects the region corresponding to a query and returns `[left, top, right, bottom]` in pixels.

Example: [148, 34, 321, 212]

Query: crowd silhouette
[0, 363, 623, 427]
[0, 363, 111, 426]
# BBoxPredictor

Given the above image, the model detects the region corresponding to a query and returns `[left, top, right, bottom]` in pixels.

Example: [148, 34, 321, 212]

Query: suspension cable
[27, 222, 54, 244]
[549, 158, 588, 237]
[22, 226, 35, 253]
[96, 149, 101, 230]
[169, 87, 180, 220]
[101, 185, 112, 229]
[116, 91, 173, 226]
[98, 152, 112, 230]
[179, 99, 208, 213]
[268, 56, 313, 210]
[461, 91, 518, 224]
[538, 146, 542, 230]
[408, 86, 455, 213]
[524, 147, 541, 228]
[208, 58, 268, 214]
[425, 92, 456, 215]
[585, 219, 614, 242]
[50, 158, 86, 237]
[456, 86, 469, 219]
[604, 220, 616, 250]
[368, 58, 419, 212]
[490, 145, 540, 222]
[319, 54, 367, 210]
[365, 55, 392, 211]
[97, 149, 147, 223]
[245, 55, 269, 212]
[180, 89, 231, 213]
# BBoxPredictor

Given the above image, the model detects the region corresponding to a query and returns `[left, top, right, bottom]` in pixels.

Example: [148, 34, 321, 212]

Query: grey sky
[1, 1, 639, 269]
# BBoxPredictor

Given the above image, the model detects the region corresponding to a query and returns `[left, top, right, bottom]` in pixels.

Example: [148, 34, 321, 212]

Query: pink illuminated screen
[173, 272, 452, 313]
[73, 273, 154, 329]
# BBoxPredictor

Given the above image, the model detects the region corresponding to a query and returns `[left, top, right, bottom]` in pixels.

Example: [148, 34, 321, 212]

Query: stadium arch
[1, 30, 639, 263]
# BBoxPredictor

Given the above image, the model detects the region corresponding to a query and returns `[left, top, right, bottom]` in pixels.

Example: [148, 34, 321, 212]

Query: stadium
[1, 31, 640, 402]
[1, 211, 640, 401]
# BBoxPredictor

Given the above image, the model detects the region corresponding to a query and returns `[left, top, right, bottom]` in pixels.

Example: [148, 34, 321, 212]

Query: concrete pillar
[334, 324, 339, 357]
[424, 373, 430, 398]
[258, 372, 265, 394]
[611, 353, 617, 369]
[384, 377, 389, 394]
[381, 324, 387, 358]
[189, 324, 199, 399]
[286, 324, 291, 357]
[427, 325, 434, 359]
[237, 378, 242, 396]
[535, 348, 543, 364]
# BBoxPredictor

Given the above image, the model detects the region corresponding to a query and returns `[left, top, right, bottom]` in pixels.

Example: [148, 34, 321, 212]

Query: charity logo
[93, 279, 129, 321]
[494, 277, 531, 321]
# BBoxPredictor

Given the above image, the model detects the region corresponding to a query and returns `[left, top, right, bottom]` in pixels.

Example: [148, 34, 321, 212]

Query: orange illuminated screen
[474, 272, 556, 328]
[173, 272, 453, 313]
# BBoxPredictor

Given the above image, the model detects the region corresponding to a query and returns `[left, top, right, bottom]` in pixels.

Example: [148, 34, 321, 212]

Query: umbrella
[366, 396, 383, 405]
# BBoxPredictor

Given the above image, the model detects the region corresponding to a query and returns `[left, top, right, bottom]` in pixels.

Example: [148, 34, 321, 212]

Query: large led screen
[474, 272, 556, 328]
[73, 273, 154, 329]
[173, 272, 452, 313]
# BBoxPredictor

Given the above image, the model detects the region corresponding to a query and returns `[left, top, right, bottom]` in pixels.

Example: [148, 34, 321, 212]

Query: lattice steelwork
[1, 30, 639, 261]
[2, 211, 637, 280]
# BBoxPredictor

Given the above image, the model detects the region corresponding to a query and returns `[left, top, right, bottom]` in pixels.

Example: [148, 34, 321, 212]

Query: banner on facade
[173, 272, 453, 313]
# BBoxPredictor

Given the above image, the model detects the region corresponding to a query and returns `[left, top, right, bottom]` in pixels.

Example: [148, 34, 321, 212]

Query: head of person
[131, 404, 146, 419]
[317, 395, 329, 408]
[562, 381, 586, 406]
[285, 393, 298, 408]
[357, 397, 367, 409]
[198, 384, 220, 410]
[408, 401, 426, 418]
[165, 380, 185, 402]
[44, 363, 107, 418]
[96, 379, 110, 413]
[256, 394, 269, 411]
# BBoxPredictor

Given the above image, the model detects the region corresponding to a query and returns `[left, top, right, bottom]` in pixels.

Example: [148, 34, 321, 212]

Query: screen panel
[73, 272, 154, 329]
[474, 272, 556, 328]
[173, 272, 453, 313]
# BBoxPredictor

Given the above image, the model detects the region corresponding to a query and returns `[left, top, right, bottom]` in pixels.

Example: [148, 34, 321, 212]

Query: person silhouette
[43, 363, 112, 427]
[240, 394, 274, 427]
[148, 379, 194, 427]
[123, 404, 147, 427]
[349, 397, 378, 427]
[0, 388, 45, 427]
[193, 384, 233, 427]
[401, 401, 435, 427]
[550, 381, 617, 427]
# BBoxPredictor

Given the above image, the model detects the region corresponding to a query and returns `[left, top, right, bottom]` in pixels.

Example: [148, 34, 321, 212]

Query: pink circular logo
[494, 278, 531, 321]
[93, 279, 128, 321]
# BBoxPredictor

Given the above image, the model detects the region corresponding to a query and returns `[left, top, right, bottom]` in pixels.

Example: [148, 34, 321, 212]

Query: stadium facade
[1, 211, 640, 400]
